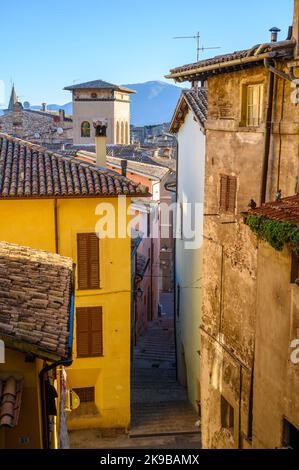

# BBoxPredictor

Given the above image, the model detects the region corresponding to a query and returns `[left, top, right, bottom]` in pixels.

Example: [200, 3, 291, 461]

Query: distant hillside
[123, 81, 182, 126]
[6, 80, 182, 126]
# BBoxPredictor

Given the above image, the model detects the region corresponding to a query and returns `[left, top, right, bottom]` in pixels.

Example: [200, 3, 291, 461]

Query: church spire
[8, 84, 17, 111]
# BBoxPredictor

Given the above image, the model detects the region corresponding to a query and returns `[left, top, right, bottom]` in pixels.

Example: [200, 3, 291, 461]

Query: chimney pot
[41, 102, 47, 112]
[121, 159, 127, 177]
[269, 27, 281, 42]
[93, 120, 108, 167]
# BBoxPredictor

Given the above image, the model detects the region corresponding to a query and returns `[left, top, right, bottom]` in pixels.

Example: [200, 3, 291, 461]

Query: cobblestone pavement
[69, 294, 201, 449]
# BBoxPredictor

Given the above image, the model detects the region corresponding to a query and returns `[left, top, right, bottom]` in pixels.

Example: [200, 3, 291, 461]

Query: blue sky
[0, 0, 294, 106]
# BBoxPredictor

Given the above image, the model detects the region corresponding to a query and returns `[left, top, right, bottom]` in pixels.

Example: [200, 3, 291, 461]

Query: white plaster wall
[175, 109, 205, 410]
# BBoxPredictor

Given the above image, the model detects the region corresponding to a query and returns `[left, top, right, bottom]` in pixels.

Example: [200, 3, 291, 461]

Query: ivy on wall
[246, 215, 299, 255]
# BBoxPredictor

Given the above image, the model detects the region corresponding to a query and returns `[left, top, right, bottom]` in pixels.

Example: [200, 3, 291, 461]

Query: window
[76, 307, 103, 357]
[291, 252, 299, 284]
[91, 92, 97, 99]
[81, 121, 91, 138]
[283, 419, 299, 449]
[125, 122, 129, 144]
[73, 387, 95, 403]
[242, 84, 263, 127]
[116, 121, 120, 144]
[77, 233, 100, 290]
[221, 396, 234, 434]
[220, 175, 237, 213]
[121, 122, 124, 144]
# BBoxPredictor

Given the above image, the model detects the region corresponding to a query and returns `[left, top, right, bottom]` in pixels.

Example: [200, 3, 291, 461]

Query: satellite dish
[56, 127, 64, 135]
[34, 132, 40, 139]
[23, 101, 30, 109]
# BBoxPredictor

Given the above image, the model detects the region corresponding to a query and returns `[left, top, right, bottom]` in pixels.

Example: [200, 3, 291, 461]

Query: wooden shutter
[76, 307, 103, 357]
[227, 176, 237, 212]
[220, 175, 229, 211]
[220, 175, 237, 213]
[77, 233, 100, 290]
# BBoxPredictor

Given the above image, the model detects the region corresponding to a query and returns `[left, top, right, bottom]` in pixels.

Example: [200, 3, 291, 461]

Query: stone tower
[64, 79, 135, 146]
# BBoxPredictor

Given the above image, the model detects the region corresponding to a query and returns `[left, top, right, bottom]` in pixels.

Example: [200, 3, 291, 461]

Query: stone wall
[201, 62, 299, 448]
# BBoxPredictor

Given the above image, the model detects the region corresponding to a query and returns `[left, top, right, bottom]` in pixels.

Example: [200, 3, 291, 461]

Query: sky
[0, 0, 295, 106]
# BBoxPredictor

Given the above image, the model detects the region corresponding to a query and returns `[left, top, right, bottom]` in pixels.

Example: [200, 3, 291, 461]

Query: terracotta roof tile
[248, 194, 299, 225]
[0, 376, 23, 428]
[0, 133, 150, 198]
[170, 88, 207, 133]
[167, 40, 295, 81]
[0, 241, 74, 360]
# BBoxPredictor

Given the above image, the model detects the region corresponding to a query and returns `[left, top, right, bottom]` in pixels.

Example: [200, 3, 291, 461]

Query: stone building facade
[64, 80, 135, 146]
[167, 1, 299, 449]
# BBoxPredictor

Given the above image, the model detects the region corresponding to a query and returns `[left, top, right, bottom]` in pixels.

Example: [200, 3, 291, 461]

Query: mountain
[4, 80, 182, 126]
[123, 81, 182, 126]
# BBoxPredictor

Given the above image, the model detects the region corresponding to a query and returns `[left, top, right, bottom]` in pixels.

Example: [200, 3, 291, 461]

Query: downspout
[39, 289, 75, 449]
[260, 69, 275, 205]
[54, 199, 59, 254]
[164, 135, 179, 381]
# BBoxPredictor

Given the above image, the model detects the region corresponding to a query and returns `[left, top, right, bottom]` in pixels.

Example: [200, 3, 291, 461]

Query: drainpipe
[260, 70, 275, 205]
[39, 289, 75, 449]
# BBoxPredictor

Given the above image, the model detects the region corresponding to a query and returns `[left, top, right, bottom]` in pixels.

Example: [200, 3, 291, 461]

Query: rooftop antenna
[173, 31, 220, 61]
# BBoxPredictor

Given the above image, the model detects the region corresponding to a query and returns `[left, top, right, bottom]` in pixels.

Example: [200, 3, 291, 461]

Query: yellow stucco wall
[0, 349, 43, 449]
[0, 196, 132, 431]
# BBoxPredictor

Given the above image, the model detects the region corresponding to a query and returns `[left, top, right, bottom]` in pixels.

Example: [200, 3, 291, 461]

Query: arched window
[121, 122, 124, 144]
[116, 121, 120, 144]
[125, 122, 129, 144]
[81, 121, 90, 138]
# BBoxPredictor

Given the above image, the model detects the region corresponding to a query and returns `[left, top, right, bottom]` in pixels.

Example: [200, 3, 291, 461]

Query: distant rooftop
[64, 79, 136, 94]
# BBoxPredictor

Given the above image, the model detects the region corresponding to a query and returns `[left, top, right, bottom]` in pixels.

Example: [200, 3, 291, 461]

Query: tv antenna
[173, 31, 220, 61]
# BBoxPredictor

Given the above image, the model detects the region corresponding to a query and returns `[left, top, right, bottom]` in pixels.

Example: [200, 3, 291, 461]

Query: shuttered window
[219, 175, 237, 213]
[76, 307, 103, 357]
[77, 233, 100, 290]
[73, 387, 95, 403]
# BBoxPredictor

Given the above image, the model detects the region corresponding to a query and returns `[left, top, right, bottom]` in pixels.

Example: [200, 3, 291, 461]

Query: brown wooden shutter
[76, 308, 90, 357]
[227, 176, 237, 212]
[88, 234, 100, 289]
[76, 307, 103, 357]
[220, 175, 237, 213]
[77, 233, 100, 290]
[90, 307, 103, 356]
[220, 175, 229, 211]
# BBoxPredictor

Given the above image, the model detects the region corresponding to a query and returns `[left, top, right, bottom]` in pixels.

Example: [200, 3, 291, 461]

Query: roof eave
[166, 45, 295, 82]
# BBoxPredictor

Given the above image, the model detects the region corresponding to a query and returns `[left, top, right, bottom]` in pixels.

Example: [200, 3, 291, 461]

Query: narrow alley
[69, 294, 201, 449]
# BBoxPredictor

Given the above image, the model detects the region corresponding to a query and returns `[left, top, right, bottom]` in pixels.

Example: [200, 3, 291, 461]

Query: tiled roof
[64, 79, 135, 94]
[169, 88, 207, 133]
[75, 149, 170, 180]
[248, 194, 299, 225]
[0, 376, 23, 428]
[167, 40, 295, 81]
[0, 241, 74, 360]
[0, 133, 150, 198]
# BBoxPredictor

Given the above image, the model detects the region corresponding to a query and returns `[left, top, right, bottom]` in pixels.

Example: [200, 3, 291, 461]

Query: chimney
[121, 159, 127, 177]
[41, 102, 47, 112]
[269, 27, 281, 42]
[293, 0, 299, 57]
[93, 120, 107, 167]
[59, 108, 65, 122]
